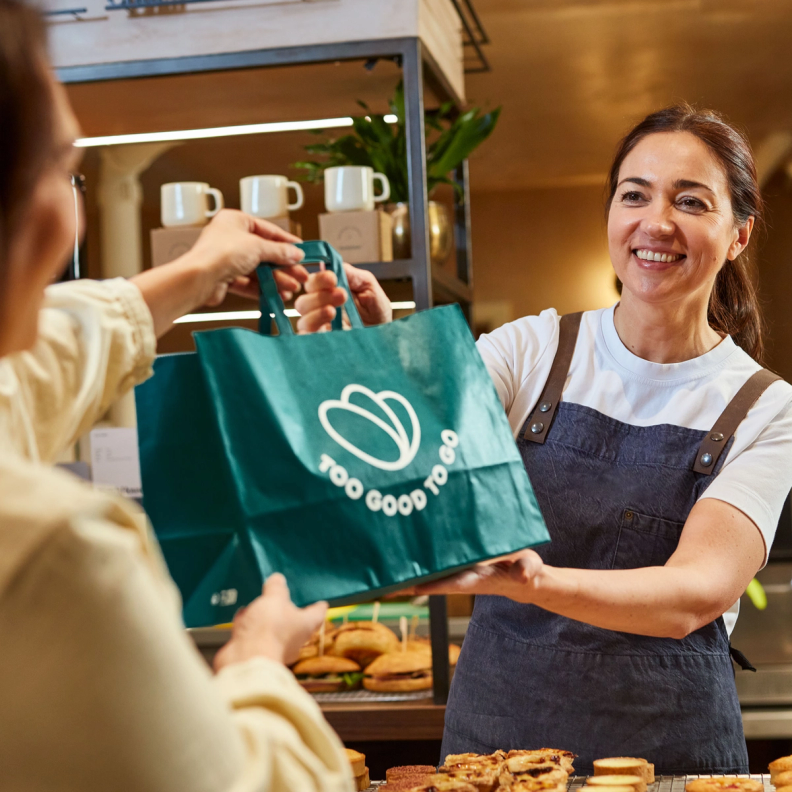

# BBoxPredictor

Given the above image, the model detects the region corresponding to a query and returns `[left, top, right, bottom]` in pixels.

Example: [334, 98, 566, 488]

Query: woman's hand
[213, 573, 328, 671]
[294, 263, 392, 333]
[187, 209, 308, 306]
[132, 209, 309, 337]
[414, 550, 544, 600]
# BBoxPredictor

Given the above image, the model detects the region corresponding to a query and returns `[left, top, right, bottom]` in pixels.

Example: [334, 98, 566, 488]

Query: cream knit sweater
[0, 278, 353, 792]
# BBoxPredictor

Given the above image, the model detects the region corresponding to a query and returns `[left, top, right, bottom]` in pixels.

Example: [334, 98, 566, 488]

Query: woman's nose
[642, 203, 675, 237]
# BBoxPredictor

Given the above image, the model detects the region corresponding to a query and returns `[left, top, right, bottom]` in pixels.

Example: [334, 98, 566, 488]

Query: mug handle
[205, 187, 224, 218]
[372, 173, 391, 203]
[287, 181, 304, 211]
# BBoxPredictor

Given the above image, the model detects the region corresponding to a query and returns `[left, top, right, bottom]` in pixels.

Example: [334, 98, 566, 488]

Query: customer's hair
[0, 0, 54, 303]
[606, 103, 765, 362]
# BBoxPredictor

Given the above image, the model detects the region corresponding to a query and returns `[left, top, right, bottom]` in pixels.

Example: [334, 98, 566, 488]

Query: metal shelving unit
[57, 33, 476, 705]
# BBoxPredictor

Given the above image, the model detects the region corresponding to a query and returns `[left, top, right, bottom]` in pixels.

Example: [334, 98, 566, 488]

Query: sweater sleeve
[0, 513, 353, 792]
[3, 278, 156, 462]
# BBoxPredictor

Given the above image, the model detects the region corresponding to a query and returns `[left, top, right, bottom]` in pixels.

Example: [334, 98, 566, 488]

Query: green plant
[291, 81, 501, 203]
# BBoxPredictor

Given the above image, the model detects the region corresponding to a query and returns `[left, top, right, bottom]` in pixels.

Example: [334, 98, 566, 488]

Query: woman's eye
[620, 191, 645, 204]
[678, 196, 706, 212]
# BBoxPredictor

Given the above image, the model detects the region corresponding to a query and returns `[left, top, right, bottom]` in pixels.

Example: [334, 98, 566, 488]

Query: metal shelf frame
[57, 34, 472, 705]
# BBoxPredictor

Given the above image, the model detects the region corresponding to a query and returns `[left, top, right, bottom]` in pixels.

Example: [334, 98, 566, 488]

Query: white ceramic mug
[161, 182, 224, 227]
[324, 166, 391, 213]
[240, 175, 304, 219]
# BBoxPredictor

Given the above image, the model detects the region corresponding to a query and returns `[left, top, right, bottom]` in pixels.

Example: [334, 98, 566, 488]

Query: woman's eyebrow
[616, 177, 651, 188]
[673, 178, 714, 193]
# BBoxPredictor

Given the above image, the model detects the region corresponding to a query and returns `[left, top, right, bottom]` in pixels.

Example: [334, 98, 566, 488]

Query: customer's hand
[188, 209, 308, 306]
[213, 574, 328, 671]
[294, 263, 392, 333]
[133, 209, 310, 337]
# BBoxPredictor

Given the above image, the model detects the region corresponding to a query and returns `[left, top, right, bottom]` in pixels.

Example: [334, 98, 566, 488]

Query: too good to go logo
[317, 384, 459, 517]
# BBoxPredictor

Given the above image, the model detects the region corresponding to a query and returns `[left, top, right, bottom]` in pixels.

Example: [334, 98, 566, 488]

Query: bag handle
[256, 241, 364, 336]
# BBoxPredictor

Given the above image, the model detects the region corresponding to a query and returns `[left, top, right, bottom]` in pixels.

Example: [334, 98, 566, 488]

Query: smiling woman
[606, 103, 764, 362]
[296, 103, 792, 775]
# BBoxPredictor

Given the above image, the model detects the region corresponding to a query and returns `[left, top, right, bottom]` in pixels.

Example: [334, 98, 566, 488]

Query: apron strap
[729, 643, 757, 672]
[693, 368, 782, 473]
[523, 312, 583, 443]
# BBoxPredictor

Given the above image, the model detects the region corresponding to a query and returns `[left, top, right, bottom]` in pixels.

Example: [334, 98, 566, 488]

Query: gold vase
[387, 201, 452, 265]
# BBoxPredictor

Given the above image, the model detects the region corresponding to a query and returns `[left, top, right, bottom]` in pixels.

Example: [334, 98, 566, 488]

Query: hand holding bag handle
[256, 241, 364, 335]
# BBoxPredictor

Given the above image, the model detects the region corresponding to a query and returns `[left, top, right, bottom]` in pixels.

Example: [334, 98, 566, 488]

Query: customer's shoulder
[0, 455, 139, 592]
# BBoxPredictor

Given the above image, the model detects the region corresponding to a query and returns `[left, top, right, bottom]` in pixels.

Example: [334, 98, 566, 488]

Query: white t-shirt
[477, 304, 792, 633]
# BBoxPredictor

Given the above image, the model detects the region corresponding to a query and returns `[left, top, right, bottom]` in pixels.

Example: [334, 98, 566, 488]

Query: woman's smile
[633, 248, 685, 265]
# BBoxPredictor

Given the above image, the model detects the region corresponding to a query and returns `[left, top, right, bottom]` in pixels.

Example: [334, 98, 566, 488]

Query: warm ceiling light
[75, 114, 399, 148]
[173, 300, 415, 325]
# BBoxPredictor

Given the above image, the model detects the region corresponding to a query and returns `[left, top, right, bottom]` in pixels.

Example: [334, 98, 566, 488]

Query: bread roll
[355, 767, 370, 791]
[774, 773, 792, 788]
[382, 775, 435, 791]
[583, 787, 635, 792]
[346, 749, 366, 777]
[593, 758, 651, 783]
[587, 774, 646, 792]
[776, 786, 792, 792]
[405, 776, 478, 792]
[387, 767, 437, 782]
[686, 779, 763, 792]
[771, 757, 792, 777]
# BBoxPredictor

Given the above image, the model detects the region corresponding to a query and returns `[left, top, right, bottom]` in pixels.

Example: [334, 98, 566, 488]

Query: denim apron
[442, 313, 779, 775]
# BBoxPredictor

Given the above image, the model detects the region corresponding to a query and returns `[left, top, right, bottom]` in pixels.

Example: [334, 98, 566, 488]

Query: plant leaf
[428, 107, 501, 179]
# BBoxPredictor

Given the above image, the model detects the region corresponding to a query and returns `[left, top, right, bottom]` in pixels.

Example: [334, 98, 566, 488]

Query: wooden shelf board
[321, 700, 446, 742]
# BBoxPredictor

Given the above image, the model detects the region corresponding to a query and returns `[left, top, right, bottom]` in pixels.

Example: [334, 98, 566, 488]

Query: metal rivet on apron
[530, 422, 544, 435]
[700, 452, 713, 467]
[624, 510, 634, 520]
[539, 402, 552, 413]
[710, 432, 724, 442]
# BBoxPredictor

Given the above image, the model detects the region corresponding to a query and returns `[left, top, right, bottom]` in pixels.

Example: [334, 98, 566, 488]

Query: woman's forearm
[527, 564, 722, 639]
[131, 256, 211, 338]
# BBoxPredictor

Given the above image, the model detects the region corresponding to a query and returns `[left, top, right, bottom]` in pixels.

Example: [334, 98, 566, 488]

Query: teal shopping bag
[135, 242, 549, 627]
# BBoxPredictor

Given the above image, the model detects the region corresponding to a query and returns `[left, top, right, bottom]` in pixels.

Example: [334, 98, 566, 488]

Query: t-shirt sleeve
[699, 394, 792, 564]
[0, 515, 353, 792]
[7, 278, 156, 462]
[476, 309, 560, 414]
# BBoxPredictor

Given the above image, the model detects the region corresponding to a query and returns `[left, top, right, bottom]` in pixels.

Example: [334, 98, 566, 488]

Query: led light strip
[75, 114, 398, 148]
[173, 301, 416, 324]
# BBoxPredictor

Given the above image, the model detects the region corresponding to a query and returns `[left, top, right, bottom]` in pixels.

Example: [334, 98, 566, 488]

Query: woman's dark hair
[0, 0, 54, 303]
[606, 103, 765, 362]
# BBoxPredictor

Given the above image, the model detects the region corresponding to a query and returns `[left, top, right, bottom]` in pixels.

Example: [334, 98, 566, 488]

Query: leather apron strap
[523, 312, 583, 443]
[693, 368, 782, 473]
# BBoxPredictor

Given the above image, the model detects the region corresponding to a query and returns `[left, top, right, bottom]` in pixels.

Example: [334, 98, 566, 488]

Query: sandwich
[291, 656, 363, 692]
[331, 621, 400, 668]
[405, 639, 462, 666]
[363, 650, 433, 691]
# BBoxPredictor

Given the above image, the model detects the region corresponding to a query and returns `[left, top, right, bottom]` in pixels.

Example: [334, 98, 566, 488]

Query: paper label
[90, 427, 142, 499]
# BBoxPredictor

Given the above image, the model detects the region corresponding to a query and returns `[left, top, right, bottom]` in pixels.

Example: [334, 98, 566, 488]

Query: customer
[0, 3, 352, 791]
[298, 107, 792, 773]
